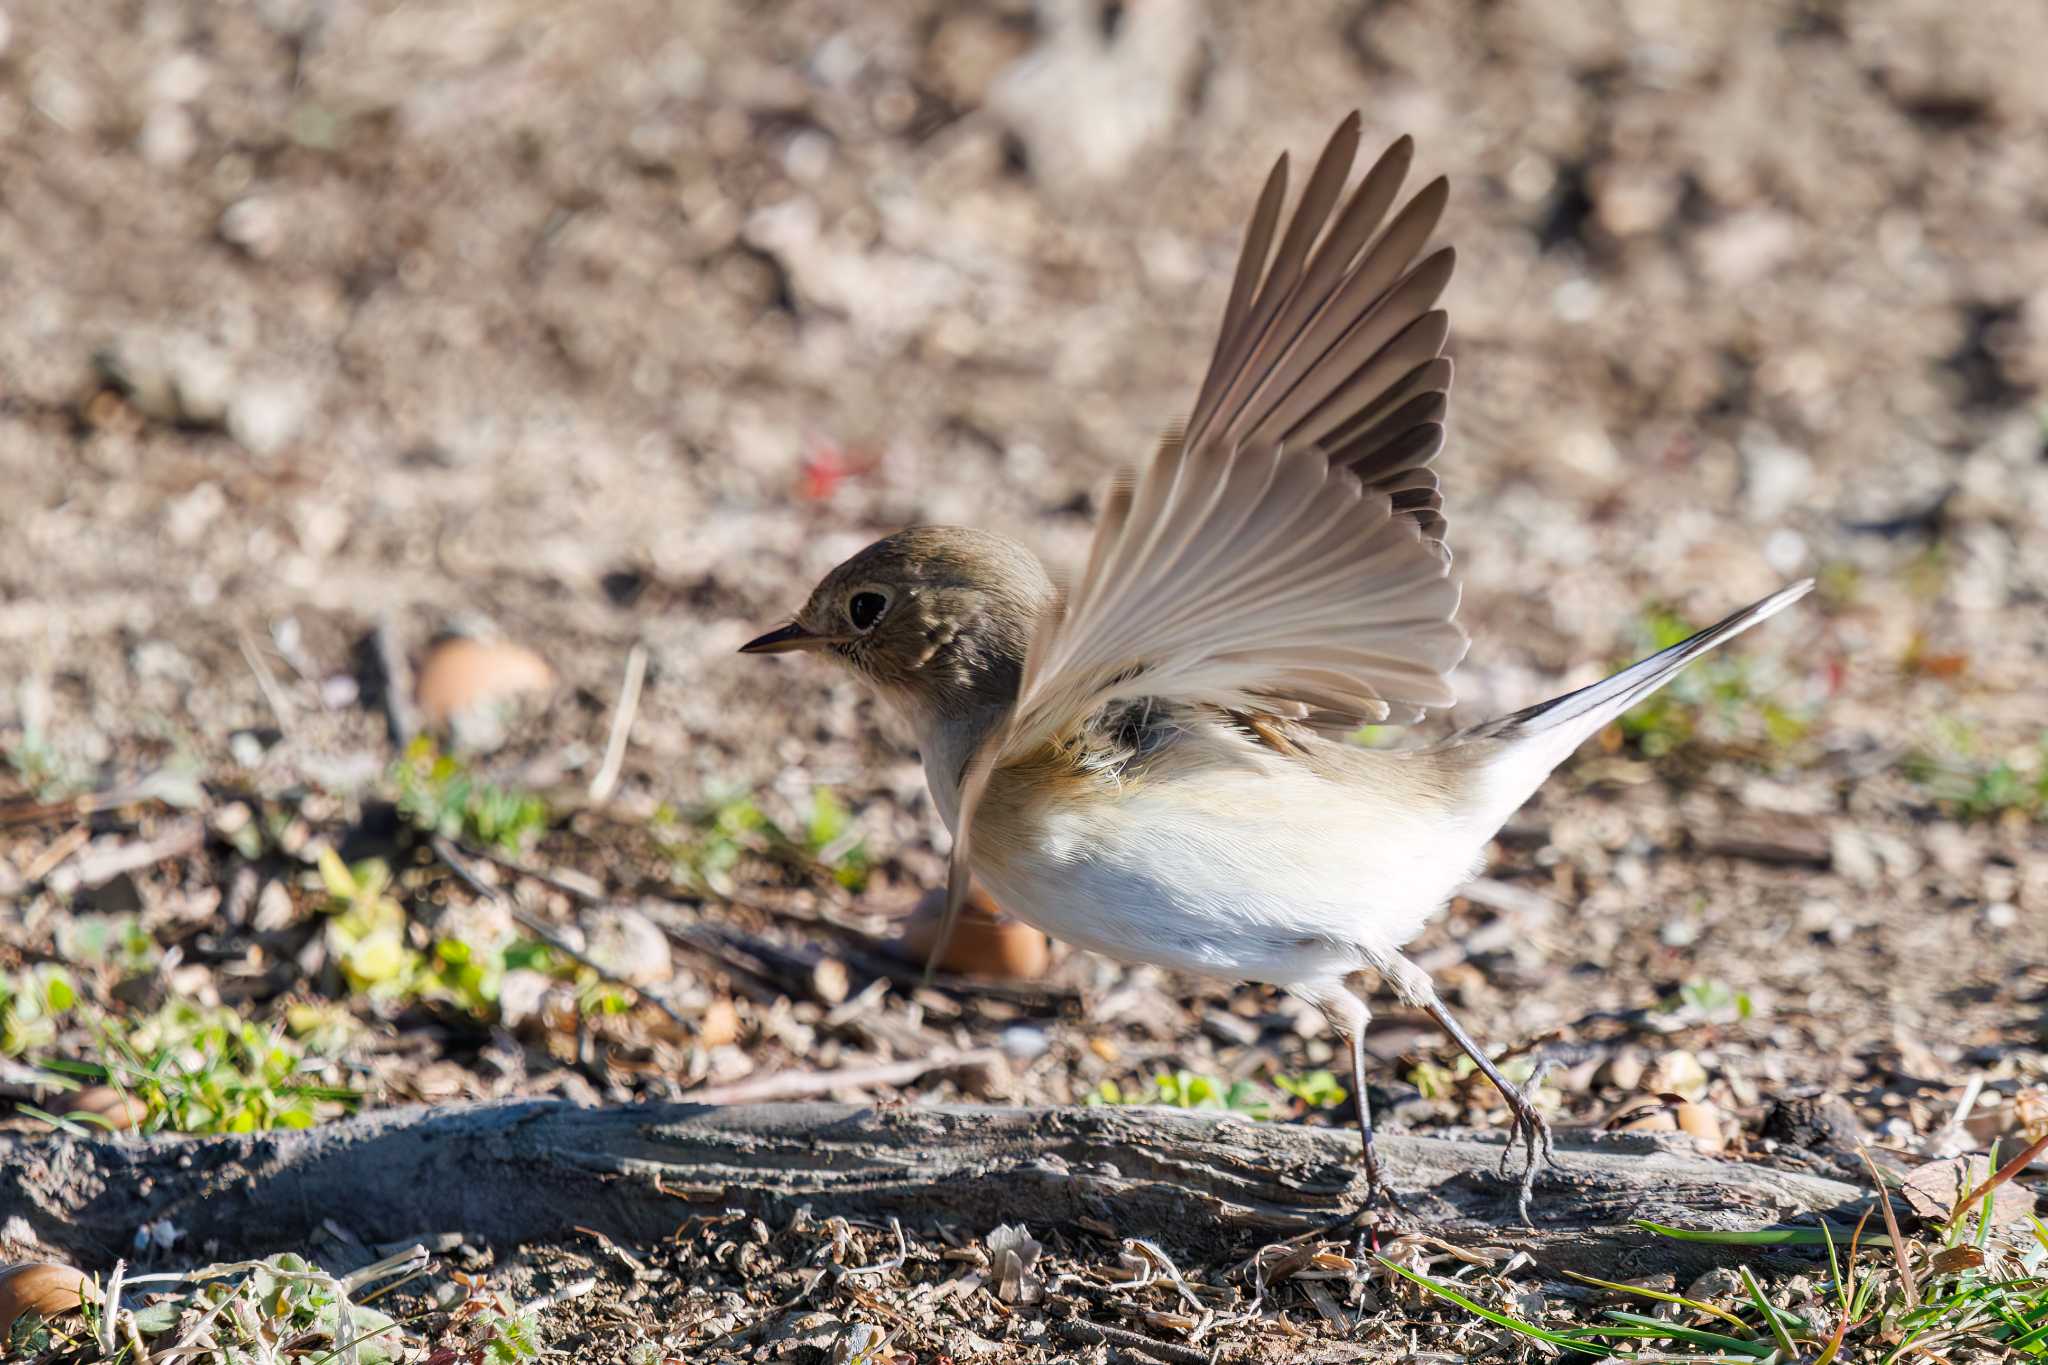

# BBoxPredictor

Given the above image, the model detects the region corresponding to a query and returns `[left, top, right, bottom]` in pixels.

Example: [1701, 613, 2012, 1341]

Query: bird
[741, 112, 1813, 1220]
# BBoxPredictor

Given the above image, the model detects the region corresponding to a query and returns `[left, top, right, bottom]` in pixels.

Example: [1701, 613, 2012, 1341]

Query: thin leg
[1382, 952, 1558, 1226]
[1299, 984, 1404, 1231]
[1421, 997, 1557, 1225]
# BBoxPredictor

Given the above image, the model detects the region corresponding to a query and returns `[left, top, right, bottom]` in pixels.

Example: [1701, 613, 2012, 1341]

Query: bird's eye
[847, 591, 888, 632]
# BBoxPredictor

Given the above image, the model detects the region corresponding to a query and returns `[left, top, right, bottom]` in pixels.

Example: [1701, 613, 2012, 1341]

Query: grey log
[0, 1101, 1868, 1276]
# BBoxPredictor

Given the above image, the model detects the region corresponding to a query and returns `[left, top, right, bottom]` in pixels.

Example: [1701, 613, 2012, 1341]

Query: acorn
[413, 635, 555, 749]
[0, 1262, 91, 1342]
[902, 884, 1050, 979]
[1607, 1093, 1726, 1153]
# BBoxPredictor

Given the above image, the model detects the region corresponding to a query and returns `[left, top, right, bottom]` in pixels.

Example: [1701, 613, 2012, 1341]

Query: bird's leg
[1341, 973, 1403, 1216]
[1386, 954, 1558, 1225]
[1305, 984, 1403, 1244]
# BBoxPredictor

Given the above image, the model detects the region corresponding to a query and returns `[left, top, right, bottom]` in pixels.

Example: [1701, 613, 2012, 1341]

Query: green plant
[1902, 724, 2048, 822]
[1609, 605, 1809, 760]
[0, 964, 76, 1056]
[1658, 978, 1755, 1021]
[1409, 1052, 1540, 1101]
[393, 736, 550, 853]
[1087, 1070, 1276, 1118]
[659, 786, 870, 893]
[1275, 1069, 1349, 1109]
[3, 727, 87, 800]
[35, 1000, 358, 1135]
[1384, 1139, 2048, 1360]
[55, 912, 162, 975]
[318, 851, 419, 999]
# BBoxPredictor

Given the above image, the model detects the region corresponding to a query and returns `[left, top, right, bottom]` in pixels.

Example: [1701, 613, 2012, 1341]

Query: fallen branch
[1, 1101, 1872, 1279]
[678, 1049, 1001, 1106]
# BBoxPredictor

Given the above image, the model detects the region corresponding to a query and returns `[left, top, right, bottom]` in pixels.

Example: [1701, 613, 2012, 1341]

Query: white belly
[969, 762, 1488, 989]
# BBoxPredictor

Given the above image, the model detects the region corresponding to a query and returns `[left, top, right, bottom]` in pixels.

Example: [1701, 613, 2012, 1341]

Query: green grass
[1386, 1144, 2048, 1361]
[6, 1246, 431, 1363]
[1085, 1068, 1349, 1121]
[0, 965, 78, 1057]
[317, 849, 623, 1022]
[655, 786, 871, 894]
[28, 1000, 359, 1136]
[392, 736, 550, 853]
[1901, 724, 2048, 822]
[1610, 605, 1811, 761]
[1657, 978, 1755, 1021]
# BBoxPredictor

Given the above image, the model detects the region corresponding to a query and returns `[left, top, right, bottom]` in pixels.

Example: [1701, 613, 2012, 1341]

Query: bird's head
[740, 526, 1055, 721]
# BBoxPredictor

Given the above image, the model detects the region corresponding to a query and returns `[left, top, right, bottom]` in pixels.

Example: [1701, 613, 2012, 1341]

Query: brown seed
[0, 1262, 91, 1341]
[66, 1085, 149, 1132]
[413, 636, 556, 727]
[698, 999, 740, 1049]
[904, 885, 1049, 979]
[1608, 1094, 1725, 1153]
[1672, 1099, 1726, 1152]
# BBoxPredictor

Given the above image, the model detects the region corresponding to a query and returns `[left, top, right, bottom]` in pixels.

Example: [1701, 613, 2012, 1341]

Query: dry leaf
[1900, 1156, 2035, 1229]
[1929, 1245, 1985, 1275]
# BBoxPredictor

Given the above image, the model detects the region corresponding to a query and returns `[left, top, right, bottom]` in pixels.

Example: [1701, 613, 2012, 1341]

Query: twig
[677, 1047, 1001, 1106]
[587, 642, 646, 804]
[238, 626, 297, 733]
[1058, 1318, 1217, 1365]
[372, 616, 418, 747]
[1951, 1129, 2048, 1217]
[45, 819, 205, 895]
[430, 835, 691, 1032]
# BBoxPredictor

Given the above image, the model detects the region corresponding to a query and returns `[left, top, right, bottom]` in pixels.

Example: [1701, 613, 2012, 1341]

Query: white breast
[968, 750, 1491, 990]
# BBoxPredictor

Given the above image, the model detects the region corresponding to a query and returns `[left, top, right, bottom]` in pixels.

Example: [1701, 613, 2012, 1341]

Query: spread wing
[927, 113, 1468, 976]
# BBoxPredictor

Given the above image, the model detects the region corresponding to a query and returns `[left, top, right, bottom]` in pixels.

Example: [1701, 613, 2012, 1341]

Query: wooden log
[0, 1101, 1867, 1276]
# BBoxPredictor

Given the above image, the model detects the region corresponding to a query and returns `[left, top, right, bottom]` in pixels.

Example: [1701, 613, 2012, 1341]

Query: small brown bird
[744, 114, 1811, 1218]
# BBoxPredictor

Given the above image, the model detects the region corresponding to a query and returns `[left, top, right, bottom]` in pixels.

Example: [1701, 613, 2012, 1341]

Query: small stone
[1684, 1266, 1742, 1303]
[580, 907, 671, 988]
[1596, 1048, 1647, 1093]
[697, 998, 740, 1049]
[217, 195, 286, 259]
[1202, 1009, 1261, 1048]
[138, 104, 197, 167]
[1000, 1024, 1049, 1060]
[497, 969, 553, 1030]
[228, 378, 310, 456]
[1647, 1049, 1709, 1100]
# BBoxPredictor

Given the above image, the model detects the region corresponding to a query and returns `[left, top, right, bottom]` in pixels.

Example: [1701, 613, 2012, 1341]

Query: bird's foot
[1495, 1063, 1562, 1227]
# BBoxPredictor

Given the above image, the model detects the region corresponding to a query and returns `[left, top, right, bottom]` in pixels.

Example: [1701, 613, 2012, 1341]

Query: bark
[0, 1100, 1867, 1277]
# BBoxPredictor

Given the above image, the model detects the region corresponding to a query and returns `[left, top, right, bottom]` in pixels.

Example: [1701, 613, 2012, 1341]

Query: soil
[1, 0, 2044, 1360]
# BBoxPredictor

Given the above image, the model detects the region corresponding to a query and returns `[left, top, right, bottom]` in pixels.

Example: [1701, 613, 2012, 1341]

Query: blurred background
[0, 0, 2043, 1169]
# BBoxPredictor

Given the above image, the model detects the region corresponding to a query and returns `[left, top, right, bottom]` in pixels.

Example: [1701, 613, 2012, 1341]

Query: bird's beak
[739, 621, 828, 654]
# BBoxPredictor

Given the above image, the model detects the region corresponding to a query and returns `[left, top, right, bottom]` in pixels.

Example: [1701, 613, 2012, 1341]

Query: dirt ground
[1, 0, 2045, 1360]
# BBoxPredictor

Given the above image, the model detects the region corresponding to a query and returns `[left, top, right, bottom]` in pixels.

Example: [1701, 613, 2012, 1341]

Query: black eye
[848, 591, 888, 631]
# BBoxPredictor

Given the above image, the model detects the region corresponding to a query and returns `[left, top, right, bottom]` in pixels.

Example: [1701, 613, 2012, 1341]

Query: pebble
[217, 195, 286, 259]
[579, 907, 672, 988]
[225, 376, 309, 455]
[139, 104, 197, 167]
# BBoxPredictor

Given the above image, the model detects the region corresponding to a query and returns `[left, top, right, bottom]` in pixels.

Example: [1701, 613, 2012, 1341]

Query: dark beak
[739, 621, 826, 654]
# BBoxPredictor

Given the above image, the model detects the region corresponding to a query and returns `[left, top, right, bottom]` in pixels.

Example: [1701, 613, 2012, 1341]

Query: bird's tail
[1449, 579, 1814, 830]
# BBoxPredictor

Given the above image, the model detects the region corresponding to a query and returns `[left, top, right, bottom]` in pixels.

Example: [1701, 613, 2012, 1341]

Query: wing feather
[930, 116, 1468, 971]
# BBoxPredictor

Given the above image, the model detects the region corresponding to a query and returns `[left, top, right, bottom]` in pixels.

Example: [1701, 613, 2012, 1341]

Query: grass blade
[1741, 1264, 1804, 1357]
[1634, 1218, 1892, 1247]
[1858, 1146, 1919, 1311]
[1559, 1268, 1752, 1331]
[1597, 1309, 1775, 1357]
[1375, 1256, 1612, 1357]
